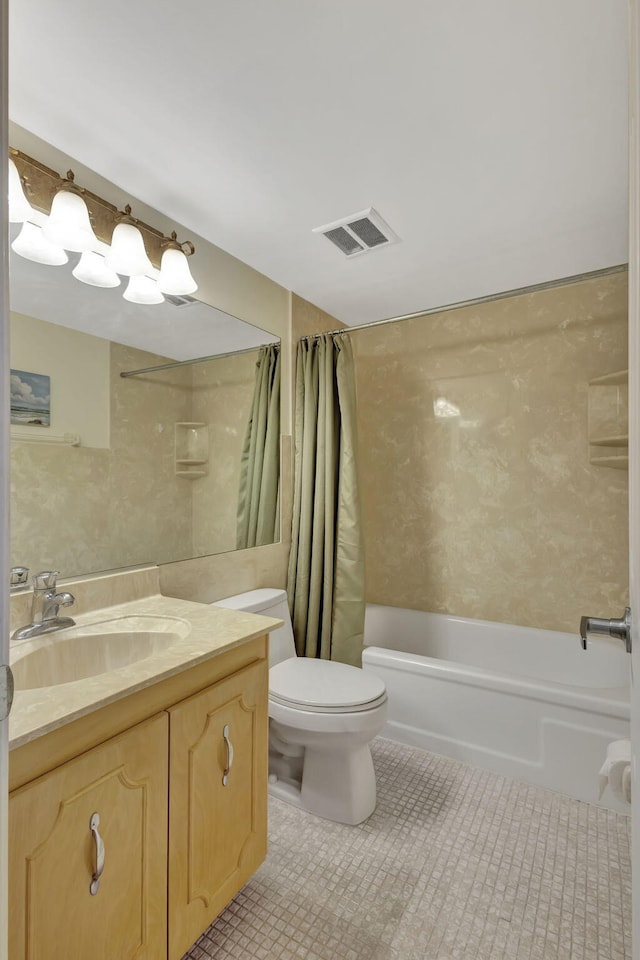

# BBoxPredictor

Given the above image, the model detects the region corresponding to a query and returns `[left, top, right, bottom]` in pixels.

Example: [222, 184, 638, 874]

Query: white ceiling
[8, 0, 629, 327]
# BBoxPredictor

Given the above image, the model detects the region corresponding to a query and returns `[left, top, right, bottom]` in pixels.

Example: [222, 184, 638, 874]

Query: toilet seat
[269, 657, 387, 714]
[269, 693, 387, 737]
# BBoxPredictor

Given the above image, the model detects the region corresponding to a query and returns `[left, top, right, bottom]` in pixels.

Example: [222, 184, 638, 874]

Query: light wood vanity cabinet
[9, 639, 269, 960]
[9, 714, 169, 960]
[168, 661, 268, 960]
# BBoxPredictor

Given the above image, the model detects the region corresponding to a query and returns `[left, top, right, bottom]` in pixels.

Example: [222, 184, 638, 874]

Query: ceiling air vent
[164, 293, 197, 307]
[313, 207, 400, 258]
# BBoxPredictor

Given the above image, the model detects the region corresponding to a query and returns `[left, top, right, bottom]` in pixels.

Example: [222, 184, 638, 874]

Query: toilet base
[268, 743, 377, 825]
[268, 777, 304, 807]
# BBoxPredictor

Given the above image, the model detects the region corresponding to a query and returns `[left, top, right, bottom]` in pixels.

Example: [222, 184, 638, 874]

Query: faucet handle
[33, 570, 60, 591]
[10, 566, 29, 588]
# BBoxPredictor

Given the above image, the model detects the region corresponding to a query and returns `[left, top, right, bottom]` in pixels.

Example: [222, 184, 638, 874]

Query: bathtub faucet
[579, 607, 631, 654]
[12, 570, 76, 642]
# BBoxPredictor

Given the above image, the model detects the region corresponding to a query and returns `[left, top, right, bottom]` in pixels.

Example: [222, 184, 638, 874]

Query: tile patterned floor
[183, 738, 632, 960]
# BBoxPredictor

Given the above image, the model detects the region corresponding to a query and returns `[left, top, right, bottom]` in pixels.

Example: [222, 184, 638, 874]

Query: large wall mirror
[9, 228, 281, 579]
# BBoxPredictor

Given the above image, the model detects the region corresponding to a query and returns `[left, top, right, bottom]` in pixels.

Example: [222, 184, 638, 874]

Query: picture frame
[10, 369, 51, 427]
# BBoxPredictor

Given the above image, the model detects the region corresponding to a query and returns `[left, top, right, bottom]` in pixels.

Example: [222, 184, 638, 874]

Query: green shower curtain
[287, 333, 365, 667]
[237, 343, 281, 549]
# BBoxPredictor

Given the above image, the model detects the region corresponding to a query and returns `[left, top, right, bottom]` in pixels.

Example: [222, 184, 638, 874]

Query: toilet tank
[212, 588, 296, 667]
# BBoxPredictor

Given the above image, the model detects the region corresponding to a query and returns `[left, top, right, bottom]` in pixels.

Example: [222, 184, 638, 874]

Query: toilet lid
[269, 658, 386, 713]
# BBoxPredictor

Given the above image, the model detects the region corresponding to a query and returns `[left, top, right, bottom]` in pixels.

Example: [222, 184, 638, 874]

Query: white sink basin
[11, 615, 191, 690]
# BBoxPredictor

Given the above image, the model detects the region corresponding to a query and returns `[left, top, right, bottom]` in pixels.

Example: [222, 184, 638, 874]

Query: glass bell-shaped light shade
[158, 246, 198, 295]
[12, 222, 69, 265]
[105, 222, 154, 277]
[42, 188, 98, 252]
[72, 251, 121, 288]
[123, 275, 165, 305]
[8, 158, 34, 222]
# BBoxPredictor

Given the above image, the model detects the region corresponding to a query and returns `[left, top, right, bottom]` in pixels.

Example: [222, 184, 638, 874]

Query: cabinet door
[168, 660, 268, 960]
[10, 713, 168, 960]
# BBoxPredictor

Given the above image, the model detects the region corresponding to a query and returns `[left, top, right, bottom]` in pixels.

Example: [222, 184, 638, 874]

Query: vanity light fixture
[8, 148, 198, 305]
[105, 207, 155, 277]
[159, 234, 198, 296]
[72, 251, 120, 288]
[11, 221, 69, 265]
[8, 157, 34, 222]
[123, 274, 165, 305]
[42, 171, 99, 252]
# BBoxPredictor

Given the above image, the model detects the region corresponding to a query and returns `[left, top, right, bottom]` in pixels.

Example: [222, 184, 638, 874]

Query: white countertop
[9, 593, 280, 749]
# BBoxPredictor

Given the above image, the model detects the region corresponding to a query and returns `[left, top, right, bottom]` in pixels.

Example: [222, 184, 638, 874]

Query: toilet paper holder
[599, 740, 632, 805]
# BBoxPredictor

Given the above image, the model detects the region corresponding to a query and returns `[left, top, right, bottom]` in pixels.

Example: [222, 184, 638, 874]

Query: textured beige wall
[11, 339, 280, 578]
[109, 344, 193, 567]
[290, 294, 344, 339]
[11, 442, 111, 576]
[353, 271, 629, 633]
[191, 352, 258, 557]
[11, 341, 193, 577]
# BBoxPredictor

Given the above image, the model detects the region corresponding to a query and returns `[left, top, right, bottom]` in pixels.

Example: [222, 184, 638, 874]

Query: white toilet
[213, 588, 387, 825]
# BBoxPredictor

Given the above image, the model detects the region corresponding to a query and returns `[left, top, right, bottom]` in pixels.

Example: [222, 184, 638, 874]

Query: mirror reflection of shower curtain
[287, 333, 365, 667]
[236, 343, 281, 549]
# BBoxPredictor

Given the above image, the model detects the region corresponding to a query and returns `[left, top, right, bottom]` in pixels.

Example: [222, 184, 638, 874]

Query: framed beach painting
[10, 369, 51, 427]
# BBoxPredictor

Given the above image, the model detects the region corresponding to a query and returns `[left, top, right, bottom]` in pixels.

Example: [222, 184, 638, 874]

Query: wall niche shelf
[587, 370, 628, 470]
[589, 455, 628, 470]
[175, 422, 209, 479]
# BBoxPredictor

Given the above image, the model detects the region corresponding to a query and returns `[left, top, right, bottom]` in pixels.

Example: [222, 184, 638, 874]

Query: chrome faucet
[12, 570, 76, 642]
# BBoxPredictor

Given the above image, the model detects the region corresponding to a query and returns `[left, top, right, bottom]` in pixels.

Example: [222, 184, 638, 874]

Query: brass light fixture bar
[9, 146, 195, 268]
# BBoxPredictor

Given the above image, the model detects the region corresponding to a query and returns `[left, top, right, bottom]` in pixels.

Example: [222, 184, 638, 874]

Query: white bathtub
[361, 604, 631, 812]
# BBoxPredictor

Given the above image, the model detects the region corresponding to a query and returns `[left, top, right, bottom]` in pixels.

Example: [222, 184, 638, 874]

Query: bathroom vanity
[8, 570, 278, 960]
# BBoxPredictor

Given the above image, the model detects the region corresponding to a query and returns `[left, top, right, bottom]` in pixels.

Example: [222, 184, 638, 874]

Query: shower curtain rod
[120, 342, 277, 378]
[299, 264, 628, 341]
[120, 263, 626, 375]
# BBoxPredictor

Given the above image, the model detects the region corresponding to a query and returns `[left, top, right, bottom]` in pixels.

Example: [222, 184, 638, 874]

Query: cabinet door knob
[89, 812, 105, 895]
[222, 724, 234, 786]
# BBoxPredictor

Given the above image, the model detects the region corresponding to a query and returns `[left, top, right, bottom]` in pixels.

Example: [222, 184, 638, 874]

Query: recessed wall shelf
[589, 455, 629, 470]
[175, 422, 209, 479]
[589, 435, 628, 448]
[587, 370, 628, 470]
[588, 370, 628, 386]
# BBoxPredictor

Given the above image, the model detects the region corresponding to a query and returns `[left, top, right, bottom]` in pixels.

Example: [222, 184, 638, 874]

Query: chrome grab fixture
[89, 813, 105, 896]
[222, 724, 234, 787]
[10, 566, 29, 591]
[579, 607, 632, 653]
[11, 570, 76, 642]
